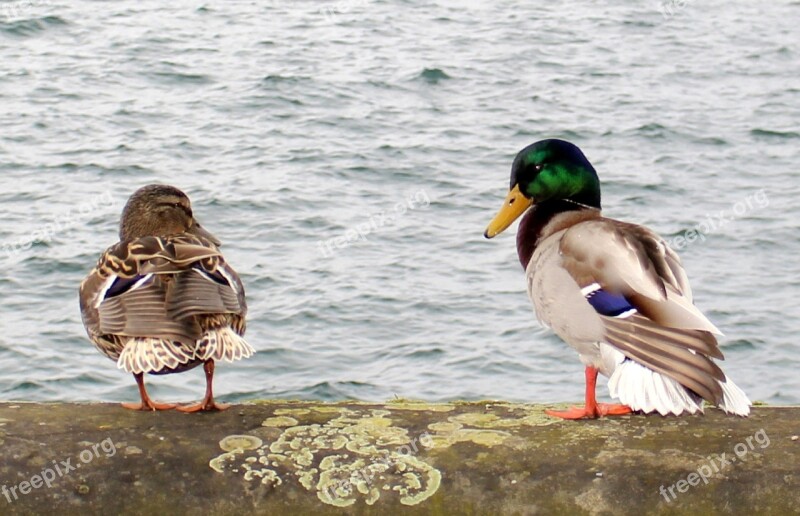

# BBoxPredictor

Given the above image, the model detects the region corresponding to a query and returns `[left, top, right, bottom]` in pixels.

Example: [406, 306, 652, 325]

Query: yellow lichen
[298, 469, 317, 490]
[426, 435, 453, 449]
[366, 486, 380, 505]
[426, 416, 512, 448]
[262, 416, 299, 428]
[450, 413, 502, 427]
[428, 421, 462, 433]
[385, 401, 454, 412]
[453, 429, 510, 447]
[449, 412, 547, 429]
[311, 406, 354, 414]
[244, 468, 282, 486]
[219, 435, 263, 452]
[273, 408, 311, 417]
[209, 451, 241, 473]
[518, 406, 559, 426]
[395, 454, 442, 506]
[209, 409, 441, 507]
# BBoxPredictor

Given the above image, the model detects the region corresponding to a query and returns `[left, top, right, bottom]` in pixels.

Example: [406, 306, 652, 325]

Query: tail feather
[609, 359, 704, 416]
[608, 359, 751, 416]
[118, 338, 196, 374]
[196, 327, 254, 363]
[718, 377, 751, 416]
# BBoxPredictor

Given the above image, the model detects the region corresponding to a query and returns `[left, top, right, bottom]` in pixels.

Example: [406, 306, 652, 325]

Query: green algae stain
[209, 409, 441, 507]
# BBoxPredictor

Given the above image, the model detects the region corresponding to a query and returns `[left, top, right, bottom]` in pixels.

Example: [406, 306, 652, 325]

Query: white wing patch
[217, 265, 240, 295]
[94, 274, 118, 309]
[95, 273, 154, 309]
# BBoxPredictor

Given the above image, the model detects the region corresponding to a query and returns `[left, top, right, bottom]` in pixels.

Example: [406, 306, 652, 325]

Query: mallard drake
[79, 184, 254, 412]
[484, 139, 750, 419]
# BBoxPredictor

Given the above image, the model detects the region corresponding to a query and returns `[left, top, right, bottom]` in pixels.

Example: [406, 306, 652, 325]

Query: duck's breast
[525, 229, 605, 363]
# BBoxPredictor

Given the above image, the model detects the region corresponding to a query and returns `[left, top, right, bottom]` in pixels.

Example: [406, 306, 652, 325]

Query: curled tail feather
[117, 338, 196, 374]
[195, 327, 255, 362]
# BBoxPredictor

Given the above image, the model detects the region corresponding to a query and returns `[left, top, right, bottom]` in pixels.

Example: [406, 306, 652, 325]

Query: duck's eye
[534, 164, 544, 172]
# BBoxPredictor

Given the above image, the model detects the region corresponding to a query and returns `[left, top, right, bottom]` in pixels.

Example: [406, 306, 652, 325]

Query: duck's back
[80, 233, 249, 372]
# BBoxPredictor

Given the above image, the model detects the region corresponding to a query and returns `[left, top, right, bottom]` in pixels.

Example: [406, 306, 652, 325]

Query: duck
[484, 139, 751, 419]
[79, 184, 254, 412]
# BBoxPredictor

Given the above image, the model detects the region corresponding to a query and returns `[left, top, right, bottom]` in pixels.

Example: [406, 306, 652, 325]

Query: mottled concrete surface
[0, 401, 797, 515]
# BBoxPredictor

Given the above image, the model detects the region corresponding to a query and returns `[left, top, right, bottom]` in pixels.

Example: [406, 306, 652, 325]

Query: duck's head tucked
[484, 139, 601, 239]
[119, 184, 220, 245]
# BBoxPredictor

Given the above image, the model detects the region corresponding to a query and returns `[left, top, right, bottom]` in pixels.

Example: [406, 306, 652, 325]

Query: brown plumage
[79, 184, 253, 411]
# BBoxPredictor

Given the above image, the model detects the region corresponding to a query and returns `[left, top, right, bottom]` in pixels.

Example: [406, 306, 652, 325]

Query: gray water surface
[0, 0, 798, 405]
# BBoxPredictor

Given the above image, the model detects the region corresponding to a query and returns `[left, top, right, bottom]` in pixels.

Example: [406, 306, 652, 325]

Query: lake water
[0, 0, 798, 406]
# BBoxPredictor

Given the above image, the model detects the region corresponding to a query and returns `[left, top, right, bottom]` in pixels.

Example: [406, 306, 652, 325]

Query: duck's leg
[176, 360, 230, 412]
[121, 373, 176, 411]
[545, 366, 633, 419]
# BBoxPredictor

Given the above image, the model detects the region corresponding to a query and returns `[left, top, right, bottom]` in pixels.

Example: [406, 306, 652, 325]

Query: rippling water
[0, 0, 798, 406]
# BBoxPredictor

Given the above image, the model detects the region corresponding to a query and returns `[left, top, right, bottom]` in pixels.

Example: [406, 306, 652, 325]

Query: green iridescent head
[485, 139, 601, 238]
[510, 139, 601, 208]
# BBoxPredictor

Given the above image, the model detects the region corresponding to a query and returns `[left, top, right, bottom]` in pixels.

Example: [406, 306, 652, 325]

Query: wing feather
[166, 267, 245, 320]
[91, 233, 242, 344]
[560, 219, 719, 333]
[98, 275, 203, 343]
[558, 218, 727, 405]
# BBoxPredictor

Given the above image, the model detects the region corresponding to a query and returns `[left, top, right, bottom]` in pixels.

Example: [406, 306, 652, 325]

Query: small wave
[261, 74, 309, 85]
[406, 347, 445, 359]
[0, 15, 67, 37]
[695, 136, 729, 146]
[278, 381, 378, 401]
[147, 71, 213, 86]
[750, 128, 800, 139]
[622, 20, 656, 28]
[723, 339, 758, 351]
[418, 68, 451, 84]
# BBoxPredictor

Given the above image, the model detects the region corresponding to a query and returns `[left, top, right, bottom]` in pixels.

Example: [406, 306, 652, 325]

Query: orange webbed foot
[597, 402, 633, 416]
[545, 403, 632, 420]
[176, 400, 230, 413]
[121, 400, 176, 411]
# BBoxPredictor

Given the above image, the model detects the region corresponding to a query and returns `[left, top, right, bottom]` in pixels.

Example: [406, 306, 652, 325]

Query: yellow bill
[484, 185, 533, 239]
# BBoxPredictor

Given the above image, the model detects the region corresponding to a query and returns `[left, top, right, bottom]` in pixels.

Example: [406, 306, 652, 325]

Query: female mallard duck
[484, 139, 750, 419]
[79, 184, 254, 412]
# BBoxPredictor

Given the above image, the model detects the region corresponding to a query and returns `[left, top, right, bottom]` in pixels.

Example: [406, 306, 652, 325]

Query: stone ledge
[0, 401, 797, 515]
